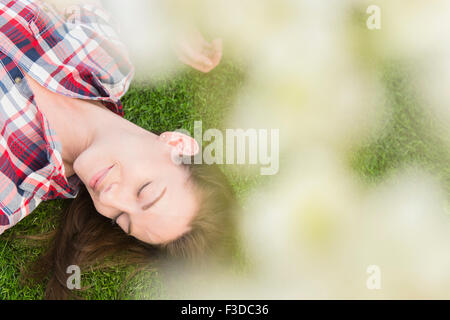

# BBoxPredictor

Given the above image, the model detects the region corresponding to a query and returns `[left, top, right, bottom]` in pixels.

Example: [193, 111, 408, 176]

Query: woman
[0, 0, 236, 298]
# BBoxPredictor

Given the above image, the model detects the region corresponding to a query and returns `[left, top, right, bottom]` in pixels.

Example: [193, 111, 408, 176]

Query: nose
[98, 182, 137, 214]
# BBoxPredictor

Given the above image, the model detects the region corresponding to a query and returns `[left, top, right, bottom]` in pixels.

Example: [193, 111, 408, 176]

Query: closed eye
[142, 186, 166, 211]
[111, 212, 131, 235]
[111, 211, 125, 226]
[111, 181, 162, 236]
[138, 181, 152, 197]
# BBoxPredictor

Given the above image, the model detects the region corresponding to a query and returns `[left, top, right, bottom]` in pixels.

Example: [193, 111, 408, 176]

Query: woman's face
[72, 126, 199, 245]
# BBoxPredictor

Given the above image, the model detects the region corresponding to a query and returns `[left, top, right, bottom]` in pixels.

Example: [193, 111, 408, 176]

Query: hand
[175, 29, 222, 73]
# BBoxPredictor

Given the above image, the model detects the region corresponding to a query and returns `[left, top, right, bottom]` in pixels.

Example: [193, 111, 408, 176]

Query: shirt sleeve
[64, 3, 124, 47]
[0, 195, 43, 235]
[60, 2, 135, 100]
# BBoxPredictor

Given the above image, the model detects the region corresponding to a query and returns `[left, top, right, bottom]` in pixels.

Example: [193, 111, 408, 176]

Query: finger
[210, 38, 223, 66]
[194, 29, 214, 50]
[200, 38, 221, 59]
[196, 38, 222, 70]
[180, 41, 214, 69]
[177, 51, 212, 73]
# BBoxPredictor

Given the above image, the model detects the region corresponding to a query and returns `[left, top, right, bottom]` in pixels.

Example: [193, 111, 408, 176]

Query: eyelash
[138, 181, 152, 197]
[112, 212, 130, 235]
[110, 181, 151, 229]
[111, 213, 123, 226]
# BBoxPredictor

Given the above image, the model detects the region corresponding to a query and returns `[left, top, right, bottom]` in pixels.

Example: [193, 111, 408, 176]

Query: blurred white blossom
[102, 0, 450, 299]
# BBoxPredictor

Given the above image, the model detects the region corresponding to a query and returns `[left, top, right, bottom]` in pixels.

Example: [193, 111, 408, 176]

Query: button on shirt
[0, 0, 134, 233]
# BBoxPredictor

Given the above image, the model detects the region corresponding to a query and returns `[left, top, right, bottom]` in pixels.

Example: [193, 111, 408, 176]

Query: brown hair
[20, 161, 238, 299]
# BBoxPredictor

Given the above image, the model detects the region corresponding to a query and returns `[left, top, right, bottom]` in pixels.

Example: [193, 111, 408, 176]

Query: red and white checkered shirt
[0, 0, 134, 233]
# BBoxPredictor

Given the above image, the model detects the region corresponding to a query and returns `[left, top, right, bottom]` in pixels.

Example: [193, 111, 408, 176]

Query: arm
[45, 1, 222, 73]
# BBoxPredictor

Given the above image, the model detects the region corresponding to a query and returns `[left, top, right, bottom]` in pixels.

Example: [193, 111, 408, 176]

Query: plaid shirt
[0, 0, 134, 233]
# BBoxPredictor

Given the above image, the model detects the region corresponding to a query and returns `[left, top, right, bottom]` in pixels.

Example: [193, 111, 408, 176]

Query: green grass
[0, 58, 255, 300]
[349, 61, 450, 196]
[1, 56, 449, 299]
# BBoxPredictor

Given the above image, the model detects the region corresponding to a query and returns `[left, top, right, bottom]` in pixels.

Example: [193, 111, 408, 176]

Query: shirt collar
[18, 106, 81, 200]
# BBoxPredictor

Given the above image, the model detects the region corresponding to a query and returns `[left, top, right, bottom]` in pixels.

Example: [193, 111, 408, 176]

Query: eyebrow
[142, 186, 167, 211]
[113, 187, 168, 236]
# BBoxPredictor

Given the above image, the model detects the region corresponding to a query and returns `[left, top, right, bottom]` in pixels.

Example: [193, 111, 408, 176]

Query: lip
[89, 165, 114, 192]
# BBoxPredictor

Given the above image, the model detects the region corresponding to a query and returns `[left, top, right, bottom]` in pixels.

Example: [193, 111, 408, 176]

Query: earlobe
[159, 131, 199, 156]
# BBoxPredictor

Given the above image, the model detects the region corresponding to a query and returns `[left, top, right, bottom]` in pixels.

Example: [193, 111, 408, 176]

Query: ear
[159, 131, 200, 156]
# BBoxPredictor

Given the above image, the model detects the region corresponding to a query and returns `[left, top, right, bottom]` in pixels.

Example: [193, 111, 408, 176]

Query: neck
[53, 99, 102, 177]
[22, 72, 133, 178]
[57, 99, 144, 178]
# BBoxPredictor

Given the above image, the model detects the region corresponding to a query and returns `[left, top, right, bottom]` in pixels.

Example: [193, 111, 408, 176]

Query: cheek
[73, 146, 112, 182]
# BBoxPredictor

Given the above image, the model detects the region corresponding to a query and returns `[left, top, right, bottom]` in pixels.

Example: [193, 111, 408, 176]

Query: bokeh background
[1, 0, 449, 299]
